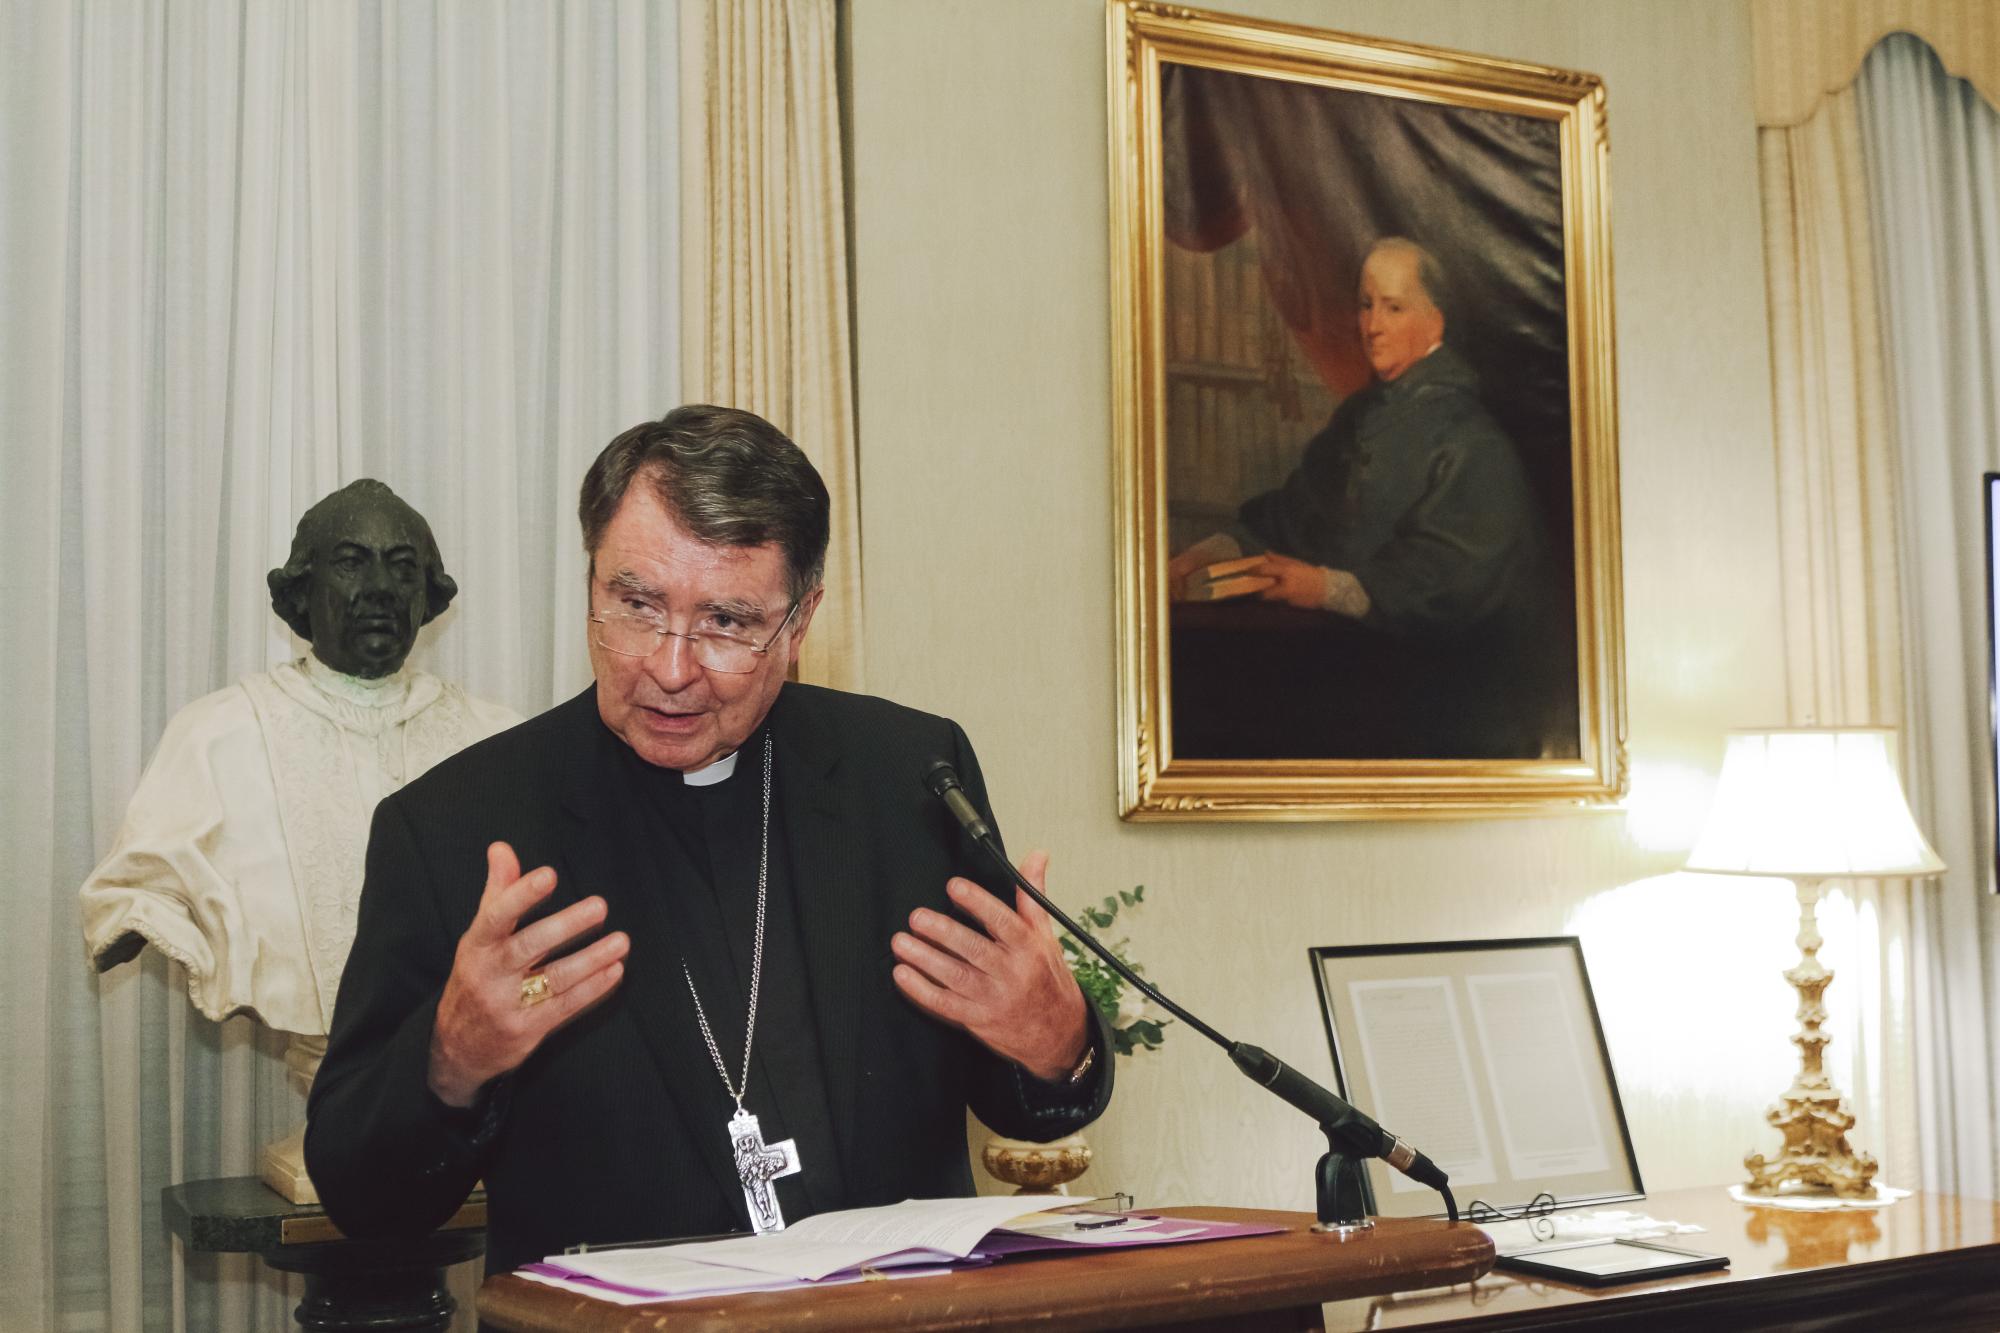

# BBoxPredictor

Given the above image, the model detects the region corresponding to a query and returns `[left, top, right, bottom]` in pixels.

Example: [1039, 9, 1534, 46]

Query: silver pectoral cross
[728, 1108, 802, 1234]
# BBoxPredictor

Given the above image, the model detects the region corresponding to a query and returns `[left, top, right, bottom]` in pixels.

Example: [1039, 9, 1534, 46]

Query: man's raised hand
[890, 850, 1091, 1083]
[426, 842, 629, 1108]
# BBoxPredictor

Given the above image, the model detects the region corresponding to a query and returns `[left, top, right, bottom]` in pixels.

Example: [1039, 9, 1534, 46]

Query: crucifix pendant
[728, 1108, 802, 1234]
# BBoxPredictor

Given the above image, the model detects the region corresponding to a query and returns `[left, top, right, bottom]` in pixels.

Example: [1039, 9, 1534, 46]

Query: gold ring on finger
[519, 973, 552, 1007]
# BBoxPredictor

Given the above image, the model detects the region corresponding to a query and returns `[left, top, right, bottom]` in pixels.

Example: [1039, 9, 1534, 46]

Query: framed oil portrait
[1110, 2, 1627, 819]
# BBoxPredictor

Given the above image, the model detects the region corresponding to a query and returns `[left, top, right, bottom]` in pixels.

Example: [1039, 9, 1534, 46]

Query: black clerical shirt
[622, 724, 850, 1222]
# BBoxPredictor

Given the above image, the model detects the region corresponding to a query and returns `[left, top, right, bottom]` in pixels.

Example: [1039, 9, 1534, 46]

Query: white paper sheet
[558, 1196, 1043, 1285]
[1465, 971, 1610, 1179]
[1347, 977, 1497, 1192]
[1478, 1210, 1702, 1257]
[520, 1261, 954, 1306]
[1007, 1221, 1205, 1245]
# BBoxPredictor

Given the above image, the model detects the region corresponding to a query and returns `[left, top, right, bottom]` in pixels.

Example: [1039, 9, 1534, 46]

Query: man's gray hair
[578, 405, 831, 602]
[1367, 236, 1450, 322]
[266, 479, 457, 641]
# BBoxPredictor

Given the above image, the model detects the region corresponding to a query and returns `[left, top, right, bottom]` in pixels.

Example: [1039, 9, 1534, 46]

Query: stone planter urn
[981, 1133, 1093, 1194]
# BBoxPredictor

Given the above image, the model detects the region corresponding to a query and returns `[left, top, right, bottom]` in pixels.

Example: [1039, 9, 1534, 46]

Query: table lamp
[1683, 727, 1943, 1198]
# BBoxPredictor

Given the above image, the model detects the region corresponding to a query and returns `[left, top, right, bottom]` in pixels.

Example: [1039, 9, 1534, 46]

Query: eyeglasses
[589, 599, 801, 674]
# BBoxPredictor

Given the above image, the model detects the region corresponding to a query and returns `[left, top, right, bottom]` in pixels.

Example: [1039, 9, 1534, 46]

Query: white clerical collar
[682, 749, 740, 786]
[301, 652, 412, 710]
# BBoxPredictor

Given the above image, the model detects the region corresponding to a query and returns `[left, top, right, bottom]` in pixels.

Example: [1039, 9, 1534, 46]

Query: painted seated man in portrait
[1169, 237, 1566, 759]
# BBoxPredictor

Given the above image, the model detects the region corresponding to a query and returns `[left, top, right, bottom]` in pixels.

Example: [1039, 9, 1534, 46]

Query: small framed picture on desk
[1309, 936, 1642, 1220]
[1496, 1237, 1729, 1286]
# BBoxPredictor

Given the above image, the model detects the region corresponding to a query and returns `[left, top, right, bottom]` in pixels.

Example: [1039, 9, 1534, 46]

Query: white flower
[1114, 988, 1149, 1029]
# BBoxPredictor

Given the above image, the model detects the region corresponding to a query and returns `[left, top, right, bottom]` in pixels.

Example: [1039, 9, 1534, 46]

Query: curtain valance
[1755, 0, 2000, 125]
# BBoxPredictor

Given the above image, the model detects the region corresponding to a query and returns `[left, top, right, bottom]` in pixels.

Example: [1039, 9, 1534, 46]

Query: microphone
[923, 758, 1454, 1214]
[1227, 1043, 1448, 1190]
[922, 759, 993, 844]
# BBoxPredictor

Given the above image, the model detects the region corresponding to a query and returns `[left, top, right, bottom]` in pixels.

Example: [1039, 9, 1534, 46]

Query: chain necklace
[677, 731, 800, 1233]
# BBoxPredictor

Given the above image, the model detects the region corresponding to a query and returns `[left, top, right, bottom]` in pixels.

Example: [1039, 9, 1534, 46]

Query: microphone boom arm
[923, 760, 1456, 1222]
[935, 770, 1230, 1048]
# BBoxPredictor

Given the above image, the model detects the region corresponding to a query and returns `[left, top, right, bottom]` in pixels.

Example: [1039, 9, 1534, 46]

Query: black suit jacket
[304, 683, 1111, 1274]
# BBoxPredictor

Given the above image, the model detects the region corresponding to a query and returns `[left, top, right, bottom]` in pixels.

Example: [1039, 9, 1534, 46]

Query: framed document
[1309, 936, 1640, 1219]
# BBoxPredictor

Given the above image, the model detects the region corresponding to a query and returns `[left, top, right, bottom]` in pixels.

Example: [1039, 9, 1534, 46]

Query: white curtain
[1857, 30, 2000, 1201]
[1756, 84, 1924, 1190]
[678, 0, 863, 690]
[0, 4, 680, 1329]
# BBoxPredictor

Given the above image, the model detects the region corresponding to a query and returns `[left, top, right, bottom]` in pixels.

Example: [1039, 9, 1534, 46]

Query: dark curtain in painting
[1161, 62, 1571, 552]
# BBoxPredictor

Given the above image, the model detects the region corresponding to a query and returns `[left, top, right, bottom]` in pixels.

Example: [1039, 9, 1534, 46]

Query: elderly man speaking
[305, 406, 1111, 1274]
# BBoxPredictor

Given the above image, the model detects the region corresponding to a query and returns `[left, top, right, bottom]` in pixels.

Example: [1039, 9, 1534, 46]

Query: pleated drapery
[679, 0, 863, 692]
[1857, 31, 2000, 1202]
[1754, 20, 2000, 1201]
[0, 5, 680, 1329]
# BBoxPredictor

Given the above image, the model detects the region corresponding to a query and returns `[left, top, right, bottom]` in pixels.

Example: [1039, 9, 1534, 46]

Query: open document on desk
[519, 1195, 1285, 1306]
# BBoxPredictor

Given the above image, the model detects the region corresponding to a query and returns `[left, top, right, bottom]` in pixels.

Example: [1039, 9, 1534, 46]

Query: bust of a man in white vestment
[78, 480, 519, 1199]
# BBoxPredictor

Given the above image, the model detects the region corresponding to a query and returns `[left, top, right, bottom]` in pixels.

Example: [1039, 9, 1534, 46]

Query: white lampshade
[1685, 728, 1944, 879]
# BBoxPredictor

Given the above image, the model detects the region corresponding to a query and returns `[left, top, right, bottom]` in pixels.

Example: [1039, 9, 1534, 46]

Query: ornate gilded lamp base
[1743, 1097, 1879, 1198]
[1743, 878, 1879, 1200]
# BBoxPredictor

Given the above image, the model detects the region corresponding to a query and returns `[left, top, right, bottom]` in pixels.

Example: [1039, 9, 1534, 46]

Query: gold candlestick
[1742, 877, 1877, 1198]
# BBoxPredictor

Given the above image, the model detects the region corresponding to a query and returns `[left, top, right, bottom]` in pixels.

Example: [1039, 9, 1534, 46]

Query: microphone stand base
[1315, 1142, 1372, 1232]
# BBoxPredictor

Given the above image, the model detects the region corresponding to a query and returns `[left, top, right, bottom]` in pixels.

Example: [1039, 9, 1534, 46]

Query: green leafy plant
[1060, 885, 1171, 1058]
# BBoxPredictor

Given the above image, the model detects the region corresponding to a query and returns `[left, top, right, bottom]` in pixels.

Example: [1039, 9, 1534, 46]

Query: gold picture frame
[1110, 0, 1626, 820]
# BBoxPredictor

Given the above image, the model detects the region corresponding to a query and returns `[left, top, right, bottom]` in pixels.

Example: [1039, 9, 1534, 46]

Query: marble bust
[79, 480, 519, 1201]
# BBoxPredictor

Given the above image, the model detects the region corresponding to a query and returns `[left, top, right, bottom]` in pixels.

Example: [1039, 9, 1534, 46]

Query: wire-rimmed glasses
[589, 599, 801, 674]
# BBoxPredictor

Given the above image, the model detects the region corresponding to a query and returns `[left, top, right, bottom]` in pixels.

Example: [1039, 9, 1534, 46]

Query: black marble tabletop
[163, 1176, 485, 1253]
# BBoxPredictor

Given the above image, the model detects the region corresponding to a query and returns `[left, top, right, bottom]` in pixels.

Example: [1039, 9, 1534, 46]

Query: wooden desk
[477, 1206, 1495, 1331]
[1323, 1186, 2000, 1331]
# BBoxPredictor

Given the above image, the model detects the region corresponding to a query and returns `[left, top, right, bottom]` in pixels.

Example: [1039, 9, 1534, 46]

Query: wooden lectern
[476, 1205, 1495, 1332]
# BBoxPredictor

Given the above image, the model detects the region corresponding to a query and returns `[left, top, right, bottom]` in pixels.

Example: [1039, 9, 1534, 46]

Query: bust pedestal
[261, 1033, 328, 1204]
[261, 1126, 317, 1205]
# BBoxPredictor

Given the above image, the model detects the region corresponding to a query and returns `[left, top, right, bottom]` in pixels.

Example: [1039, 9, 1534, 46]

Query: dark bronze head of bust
[266, 480, 458, 679]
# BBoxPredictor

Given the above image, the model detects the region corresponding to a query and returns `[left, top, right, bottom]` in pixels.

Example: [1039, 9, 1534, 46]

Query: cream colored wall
[848, 0, 1798, 1209]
